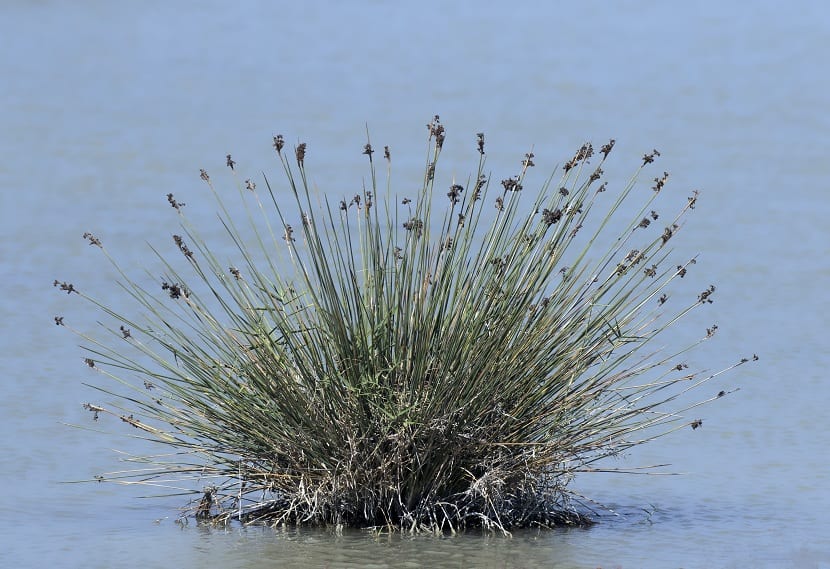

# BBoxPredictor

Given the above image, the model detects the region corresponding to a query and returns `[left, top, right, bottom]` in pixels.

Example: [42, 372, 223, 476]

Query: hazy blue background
[1, 1, 828, 567]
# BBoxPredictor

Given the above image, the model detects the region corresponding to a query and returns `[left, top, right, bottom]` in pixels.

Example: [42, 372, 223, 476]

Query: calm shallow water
[2, 1, 829, 567]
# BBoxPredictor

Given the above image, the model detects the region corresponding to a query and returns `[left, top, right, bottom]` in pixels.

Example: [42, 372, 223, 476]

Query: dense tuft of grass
[56, 117, 755, 533]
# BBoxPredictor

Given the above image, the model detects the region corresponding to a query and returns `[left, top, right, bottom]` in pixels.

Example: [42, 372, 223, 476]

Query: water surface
[1, 1, 828, 567]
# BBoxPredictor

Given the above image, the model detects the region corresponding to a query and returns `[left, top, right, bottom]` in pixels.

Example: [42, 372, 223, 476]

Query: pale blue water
[2, 1, 829, 567]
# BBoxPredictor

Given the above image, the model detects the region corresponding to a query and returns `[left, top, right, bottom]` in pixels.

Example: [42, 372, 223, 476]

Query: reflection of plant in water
[55, 116, 756, 533]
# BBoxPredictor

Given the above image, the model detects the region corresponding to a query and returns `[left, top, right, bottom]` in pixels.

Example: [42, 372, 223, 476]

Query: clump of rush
[56, 116, 756, 534]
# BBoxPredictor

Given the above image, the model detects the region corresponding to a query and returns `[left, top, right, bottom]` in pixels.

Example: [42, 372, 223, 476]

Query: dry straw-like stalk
[56, 117, 755, 533]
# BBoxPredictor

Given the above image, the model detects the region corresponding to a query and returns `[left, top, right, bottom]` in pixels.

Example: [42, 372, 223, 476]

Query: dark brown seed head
[273, 135, 285, 154]
[226, 154, 235, 170]
[295, 143, 307, 166]
[167, 193, 185, 210]
[661, 225, 677, 245]
[501, 177, 522, 192]
[688, 190, 699, 209]
[173, 235, 193, 258]
[474, 175, 487, 199]
[161, 281, 187, 299]
[83, 403, 102, 421]
[652, 171, 669, 192]
[283, 225, 295, 243]
[600, 139, 616, 158]
[53, 280, 77, 294]
[642, 149, 661, 165]
[83, 232, 102, 247]
[564, 143, 594, 171]
[402, 218, 424, 238]
[542, 208, 562, 226]
[699, 285, 716, 304]
[447, 184, 463, 204]
[427, 116, 445, 148]
[626, 250, 643, 264]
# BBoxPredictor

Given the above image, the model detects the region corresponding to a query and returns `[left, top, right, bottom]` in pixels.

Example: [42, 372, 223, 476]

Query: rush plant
[56, 117, 754, 533]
